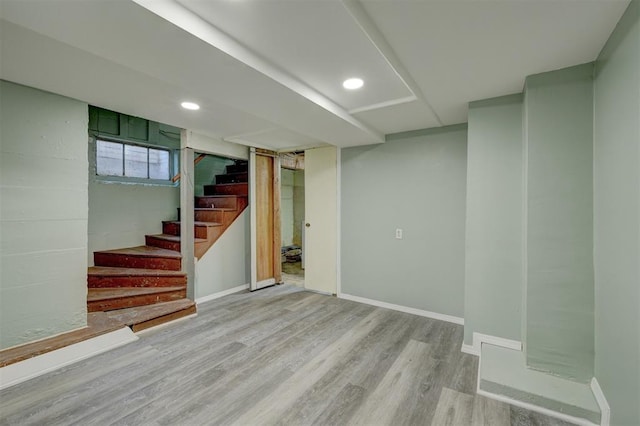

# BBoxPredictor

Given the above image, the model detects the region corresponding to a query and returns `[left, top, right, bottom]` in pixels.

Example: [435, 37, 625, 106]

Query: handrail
[172, 153, 207, 183]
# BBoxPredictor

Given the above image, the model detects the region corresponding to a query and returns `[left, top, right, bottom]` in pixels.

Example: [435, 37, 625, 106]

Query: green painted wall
[0, 80, 88, 349]
[464, 94, 523, 345]
[194, 154, 234, 197]
[341, 125, 467, 318]
[524, 63, 595, 382]
[195, 210, 250, 299]
[293, 170, 305, 247]
[87, 108, 181, 265]
[593, 1, 640, 424]
[280, 169, 305, 248]
[281, 169, 295, 247]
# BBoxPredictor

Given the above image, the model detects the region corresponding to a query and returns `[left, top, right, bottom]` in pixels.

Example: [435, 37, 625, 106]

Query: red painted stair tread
[95, 245, 181, 258]
[194, 207, 235, 212]
[145, 234, 207, 243]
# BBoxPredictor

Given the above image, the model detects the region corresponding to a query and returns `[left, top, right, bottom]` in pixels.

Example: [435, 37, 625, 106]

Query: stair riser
[226, 164, 248, 174]
[216, 172, 248, 184]
[194, 210, 232, 224]
[88, 289, 187, 312]
[196, 196, 239, 209]
[162, 222, 213, 239]
[88, 275, 187, 288]
[145, 236, 209, 253]
[145, 235, 180, 251]
[203, 183, 248, 196]
[94, 253, 181, 271]
[162, 222, 180, 236]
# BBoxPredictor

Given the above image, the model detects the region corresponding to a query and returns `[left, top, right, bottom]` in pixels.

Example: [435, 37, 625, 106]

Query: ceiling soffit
[0, 0, 631, 149]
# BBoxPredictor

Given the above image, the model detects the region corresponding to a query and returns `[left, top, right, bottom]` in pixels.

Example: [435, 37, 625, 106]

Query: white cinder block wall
[0, 81, 88, 350]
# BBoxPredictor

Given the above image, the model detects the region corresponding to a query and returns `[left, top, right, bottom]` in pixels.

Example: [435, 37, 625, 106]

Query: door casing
[304, 146, 338, 295]
[250, 148, 282, 290]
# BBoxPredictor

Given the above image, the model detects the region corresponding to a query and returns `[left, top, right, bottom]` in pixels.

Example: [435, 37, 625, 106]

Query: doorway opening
[280, 153, 305, 287]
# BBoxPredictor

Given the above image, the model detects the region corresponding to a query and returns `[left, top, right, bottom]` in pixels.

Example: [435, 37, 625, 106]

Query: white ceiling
[0, 0, 630, 151]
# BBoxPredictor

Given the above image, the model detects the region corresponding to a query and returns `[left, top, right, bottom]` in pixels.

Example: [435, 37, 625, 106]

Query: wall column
[523, 63, 595, 382]
[180, 130, 195, 300]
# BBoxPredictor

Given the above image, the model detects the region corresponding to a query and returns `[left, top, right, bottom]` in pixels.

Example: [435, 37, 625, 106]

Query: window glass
[124, 144, 148, 178]
[149, 148, 170, 180]
[96, 139, 171, 181]
[96, 140, 123, 176]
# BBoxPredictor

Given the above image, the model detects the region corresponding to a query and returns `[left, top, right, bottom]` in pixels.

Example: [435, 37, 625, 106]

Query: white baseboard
[461, 343, 479, 356]
[307, 288, 333, 296]
[461, 332, 521, 356]
[590, 377, 610, 426]
[476, 332, 522, 353]
[0, 327, 138, 390]
[195, 283, 249, 305]
[476, 387, 599, 426]
[338, 293, 464, 325]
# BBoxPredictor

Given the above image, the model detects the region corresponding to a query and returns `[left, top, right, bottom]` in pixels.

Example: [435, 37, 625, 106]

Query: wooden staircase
[88, 160, 249, 331]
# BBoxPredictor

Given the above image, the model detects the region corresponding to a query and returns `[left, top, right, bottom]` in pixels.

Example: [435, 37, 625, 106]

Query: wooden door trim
[249, 148, 282, 290]
[249, 149, 257, 289]
[272, 155, 282, 284]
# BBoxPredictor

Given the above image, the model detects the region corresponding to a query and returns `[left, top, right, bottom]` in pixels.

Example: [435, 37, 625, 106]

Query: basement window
[96, 139, 171, 181]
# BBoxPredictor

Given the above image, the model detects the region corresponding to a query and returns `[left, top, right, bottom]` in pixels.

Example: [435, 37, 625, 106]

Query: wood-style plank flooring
[0, 285, 573, 426]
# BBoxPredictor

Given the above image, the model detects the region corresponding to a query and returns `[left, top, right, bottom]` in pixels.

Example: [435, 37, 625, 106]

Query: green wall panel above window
[88, 106, 180, 149]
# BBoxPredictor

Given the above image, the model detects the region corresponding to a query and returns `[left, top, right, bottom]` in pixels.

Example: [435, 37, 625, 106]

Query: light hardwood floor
[0, 285, 573, 426]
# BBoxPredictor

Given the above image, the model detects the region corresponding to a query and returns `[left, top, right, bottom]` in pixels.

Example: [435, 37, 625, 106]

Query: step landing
[479, 344, 600, 425]
[0, 312, 126, 368]
[103, 299, 196, 332]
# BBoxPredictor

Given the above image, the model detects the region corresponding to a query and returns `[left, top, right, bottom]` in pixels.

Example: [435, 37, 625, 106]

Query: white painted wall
[185, 131, 248, 160]
[305, 146, 338, 294]
[0, 80, 88, 349]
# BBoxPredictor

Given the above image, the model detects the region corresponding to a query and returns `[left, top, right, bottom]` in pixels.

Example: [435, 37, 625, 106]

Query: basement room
[0, 1, 638, 425]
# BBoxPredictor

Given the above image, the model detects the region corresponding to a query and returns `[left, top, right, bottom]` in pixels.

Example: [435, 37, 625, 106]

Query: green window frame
[96, 139, 173, 184]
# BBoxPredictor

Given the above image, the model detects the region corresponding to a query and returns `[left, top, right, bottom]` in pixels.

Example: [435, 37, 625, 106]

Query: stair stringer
[194, 197, 249, 259]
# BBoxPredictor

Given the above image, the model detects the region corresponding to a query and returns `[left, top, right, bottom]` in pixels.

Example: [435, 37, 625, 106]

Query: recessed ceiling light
[343, 78, 364, 90]
[181, 101, 200, 110]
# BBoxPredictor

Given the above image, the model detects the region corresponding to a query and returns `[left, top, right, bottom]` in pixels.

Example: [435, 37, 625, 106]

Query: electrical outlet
[395, 228, 403, 239]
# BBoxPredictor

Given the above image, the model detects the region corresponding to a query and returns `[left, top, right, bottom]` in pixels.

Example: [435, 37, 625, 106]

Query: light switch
[396, 228, 403, 239]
